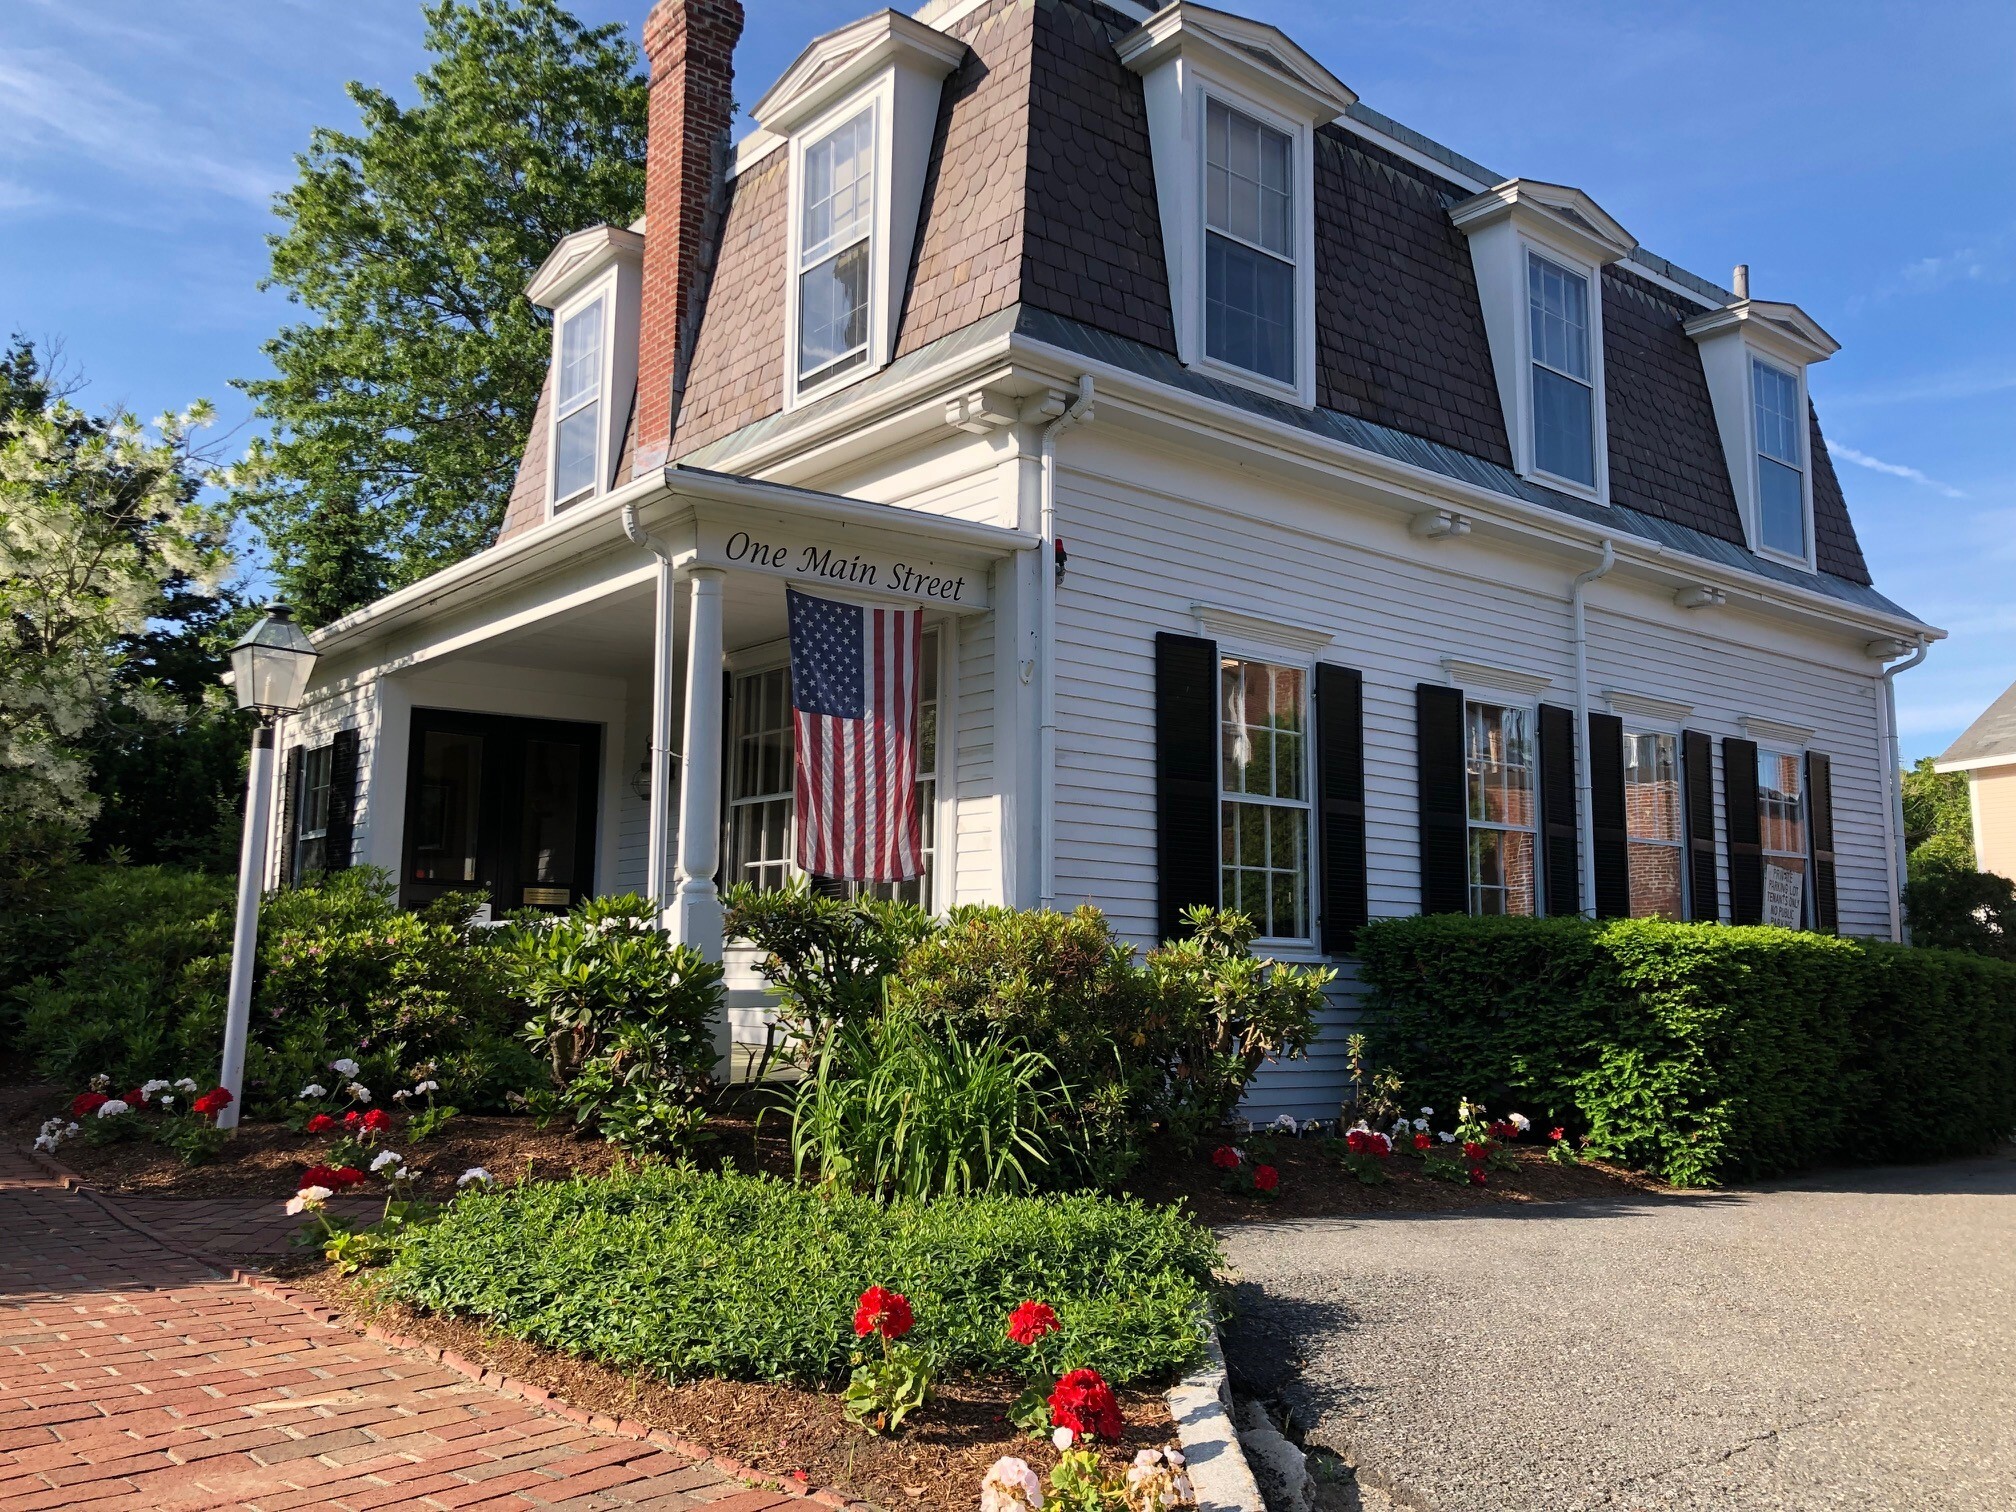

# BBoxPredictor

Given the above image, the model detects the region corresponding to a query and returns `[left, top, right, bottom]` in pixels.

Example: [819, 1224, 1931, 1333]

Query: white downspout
[623, 503, 678, 912]
[1880, 636, 1930, 942]
[1571, 538, 1616, 917]
[1038, 375, 1094, 912]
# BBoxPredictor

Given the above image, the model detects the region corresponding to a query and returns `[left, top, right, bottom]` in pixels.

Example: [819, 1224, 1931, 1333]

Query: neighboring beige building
[1935, 680, 2016, 882]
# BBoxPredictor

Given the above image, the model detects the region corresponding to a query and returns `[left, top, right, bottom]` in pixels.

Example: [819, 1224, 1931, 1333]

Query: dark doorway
[401, 708, 601, 914]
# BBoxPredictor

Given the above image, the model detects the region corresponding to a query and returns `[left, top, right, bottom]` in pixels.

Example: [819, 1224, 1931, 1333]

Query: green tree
[1902, 755, 1974, 877]
[237, 0, 650, 625]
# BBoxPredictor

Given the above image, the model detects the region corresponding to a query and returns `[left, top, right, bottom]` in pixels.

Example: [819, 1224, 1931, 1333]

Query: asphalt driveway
[1219, 1147, 2016, 1512]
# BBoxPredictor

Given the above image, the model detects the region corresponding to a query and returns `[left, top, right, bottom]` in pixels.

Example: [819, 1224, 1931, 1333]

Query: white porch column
[645, 554, 677, 910]
[670, 566, 731, 1072]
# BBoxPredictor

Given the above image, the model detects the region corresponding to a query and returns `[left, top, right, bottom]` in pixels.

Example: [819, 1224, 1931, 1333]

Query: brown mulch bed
[279, 1259, 1174, 1512]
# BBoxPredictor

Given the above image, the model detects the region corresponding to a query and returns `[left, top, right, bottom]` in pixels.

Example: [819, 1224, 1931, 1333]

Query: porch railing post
[671, 565, 731, 1077]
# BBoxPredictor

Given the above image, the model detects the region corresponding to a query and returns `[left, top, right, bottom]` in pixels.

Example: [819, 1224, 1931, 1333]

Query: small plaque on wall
[522, 887, 570, 907]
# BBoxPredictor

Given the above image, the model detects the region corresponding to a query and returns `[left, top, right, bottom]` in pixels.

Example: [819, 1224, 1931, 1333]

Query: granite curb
[1167, 1326, 1266, 1512]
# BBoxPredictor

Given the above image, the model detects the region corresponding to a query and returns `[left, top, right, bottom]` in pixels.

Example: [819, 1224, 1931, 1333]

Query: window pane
[553, 403, 599, 500]
[1527, 255, 1589, 380]
[1627, 841, 1684, 919]
[1624, 733, 1680, 842]
[1752, 359, 1801, 465]
[1204, 98, 1292, 256]
[801, 111, 873, 263]
[557, 299, 603, 412]
[1206, 232, 1294, 383]
[1758, 456, 1806, 557]
[799, 241, 870, 380]
[1532, 365, 1595, 486]
[1468, 829, 1536, 917]
[1758, 749, 1806, 859]
[411, 731, 482, 885]
[1268, 805, 1309, 938]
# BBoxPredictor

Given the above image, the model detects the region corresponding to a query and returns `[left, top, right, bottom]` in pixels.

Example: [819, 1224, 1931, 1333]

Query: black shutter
[1589, 712, 1630, 919]
[1537, 703, 1580, 917]
[1157, 633, 1220, 942]
[278, 744, 302, 887]
[1807, 751, 1838, 934]
[325, 728, 359, 873]
[1415, 683, 1468, 916]
[1315, 663, 1368, 953]
[1725, 736, 1763, 924]
[1683, 730, 1719, 922]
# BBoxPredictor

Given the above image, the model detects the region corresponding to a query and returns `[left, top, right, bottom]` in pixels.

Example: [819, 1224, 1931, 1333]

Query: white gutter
[1038, 375, 1095, 911]
[622, 502, 681, 910]
[1572, 538, 1617, 916]
[1879, 636, 1931, 942]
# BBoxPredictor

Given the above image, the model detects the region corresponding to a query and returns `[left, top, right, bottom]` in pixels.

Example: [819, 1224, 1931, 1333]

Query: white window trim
[1747, 354, 1818, 572]
[1189, 82, 1317, 406]
[784, 82, 892, 412]
[721, 622, 952, 914]
[545, 270, 619, 517]
[1459, 689, 1543, 920]
[1214, 634, 1318, 949]
[1516, 238, 1611, 504]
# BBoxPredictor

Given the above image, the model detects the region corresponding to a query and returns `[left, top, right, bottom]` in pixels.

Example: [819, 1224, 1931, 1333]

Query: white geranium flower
[160, 1096, 175, 1109]
[457, 1167, 491, 1187]
[33, 1134, 55, 1152]
[1134, 1451, 1161, 1469]
[1164, 1449, 1184, 1468]
[331, 1058, 360, 1077]
[286, 1186, 334, 1215]
[65, 1122, 78, 1136]
[415, 1080, 439, 1094]
[299, 1083, 327, 1099]
[141, 1079, 171, 1096]
[1419, 1106, 1434, 1117]
[392, 1089, 411, 1102]
[347, 1083, 372, 1102]
[394, 1167, 414, 1182]
[370, 1150, 402, 1173]
[980, 1456, 1044, 1512]
[96, 1099, 129, 1118]
[1272, 1113, 1298, 1133]
[1438, 1130, 1455, 1143]
[1413, 1118, 1428, 1131]
[1510, 1112, 1531, 1133]
[1051, 1426, 1074, 1451]
[174, 1077, 198, 1093]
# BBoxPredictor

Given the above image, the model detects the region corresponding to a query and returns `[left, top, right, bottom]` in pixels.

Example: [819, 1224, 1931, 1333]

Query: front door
[400, 708, 601, 914]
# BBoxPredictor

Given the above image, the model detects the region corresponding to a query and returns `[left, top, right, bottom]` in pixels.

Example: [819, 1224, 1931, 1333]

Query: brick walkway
[0, 1148, 797, 1512]
[111, 1195, 380, 1263]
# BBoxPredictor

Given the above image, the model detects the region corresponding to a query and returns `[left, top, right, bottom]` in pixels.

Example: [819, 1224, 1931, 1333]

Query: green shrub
[784, 1012, 1078, 1198]
[1904, 859, 2016, 960]
[1360, 915, 2016, 1185]
[501, 893, 724, 1152]
[382, 1163, 1218, 1385]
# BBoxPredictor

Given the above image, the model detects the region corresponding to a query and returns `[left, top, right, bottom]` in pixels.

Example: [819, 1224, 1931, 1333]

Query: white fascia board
[1449, 179, 1636, 266]
[524, 225, 644, 308]
[1932, 753, 2016, 775]
[1002, 328, 1944, 647]
[755, 9, 964, 135]
[1684, 299, 1840, 368]
[1118, 4, 1357, 123]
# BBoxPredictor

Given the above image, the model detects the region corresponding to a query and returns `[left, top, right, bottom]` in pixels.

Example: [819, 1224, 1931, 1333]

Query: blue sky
[3, 0, 2010, 760]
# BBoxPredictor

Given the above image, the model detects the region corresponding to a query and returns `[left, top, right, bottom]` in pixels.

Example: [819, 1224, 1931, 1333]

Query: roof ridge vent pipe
[1571, 538, 1616, 917]
[1732, 263, 1750, 300]
[1038, 375, 1094, 912]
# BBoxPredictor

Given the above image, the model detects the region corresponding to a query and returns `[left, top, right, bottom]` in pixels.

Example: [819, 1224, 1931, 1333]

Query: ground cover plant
[1359, 915, 2016, 1185]
[380, 1162, 1218, 1388]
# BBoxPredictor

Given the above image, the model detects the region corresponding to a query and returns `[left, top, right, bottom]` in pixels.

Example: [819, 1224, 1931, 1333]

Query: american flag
[786, 588, 925, 882]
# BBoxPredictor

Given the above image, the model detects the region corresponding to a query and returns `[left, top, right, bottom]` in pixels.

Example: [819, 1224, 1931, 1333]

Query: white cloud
[1828, 444, 1967, 499]
[0, 48, 284, 207]
[0, 176, 47, 211]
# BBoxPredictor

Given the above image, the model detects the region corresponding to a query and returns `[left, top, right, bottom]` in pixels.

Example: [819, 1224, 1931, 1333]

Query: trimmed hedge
[382, 1164, 1219, 1386]
[1360, 916, 2016, 1186]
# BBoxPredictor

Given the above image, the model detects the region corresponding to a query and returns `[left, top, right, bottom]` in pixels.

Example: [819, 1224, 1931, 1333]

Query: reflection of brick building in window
[1624, 732, 1683, 918]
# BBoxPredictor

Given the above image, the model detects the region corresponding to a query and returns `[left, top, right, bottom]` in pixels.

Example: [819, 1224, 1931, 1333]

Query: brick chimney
[633, 0, 744, 473]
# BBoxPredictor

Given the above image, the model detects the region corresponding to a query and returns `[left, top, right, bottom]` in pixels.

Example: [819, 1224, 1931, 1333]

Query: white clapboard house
[269, 0, 1940, 1116]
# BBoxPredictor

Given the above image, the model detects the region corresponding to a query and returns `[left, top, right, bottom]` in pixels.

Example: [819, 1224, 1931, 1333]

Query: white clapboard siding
[954, 607, 1000, 904]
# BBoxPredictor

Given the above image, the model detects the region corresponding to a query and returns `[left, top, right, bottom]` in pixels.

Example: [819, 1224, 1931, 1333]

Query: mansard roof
[511, 0, 1883, 598]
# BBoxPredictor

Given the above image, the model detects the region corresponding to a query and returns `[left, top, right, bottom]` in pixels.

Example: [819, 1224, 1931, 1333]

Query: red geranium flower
[1468, 1167, 1487, 1186]
[1007, 1300, 1060, 1347]
[123, 1087, 147, 1107]
[1209, 1145, 1241, 1170]
[1344, 1130, 1368, 1155]
[1048, 1367, 1123, 1441]
[852, 1286, 914, 1340]
[361, 1107, 393, 1133]
[71, 1092, 109, 1119]
[191, 1087, 233, 1120]
[1252, 1164, 1280, 1192]
[1462, 1142, 1490, 1163]
[1549, 1127, 1566, 1143]
[300, 1164, 366, 1191]
[305, 1113, 337, 1134]
[342, 1110, 362, 1129]
[1413, 1132, 1433, 1151]
[328, 1165, 365, 1188]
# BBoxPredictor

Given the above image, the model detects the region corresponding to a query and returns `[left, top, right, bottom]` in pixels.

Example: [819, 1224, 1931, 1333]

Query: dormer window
[1752, 358, 1807, 558]
[1450, 179, 1635, 504]
[797, 109, 875, 384]
[1204, 98, 1296, 385]
[553, 297, 605, 505]
[1120, 4, 1356, 409]
[1527, 252, 1595, 488]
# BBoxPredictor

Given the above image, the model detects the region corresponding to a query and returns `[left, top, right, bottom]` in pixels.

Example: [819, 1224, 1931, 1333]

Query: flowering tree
[0, 350, 234, 878]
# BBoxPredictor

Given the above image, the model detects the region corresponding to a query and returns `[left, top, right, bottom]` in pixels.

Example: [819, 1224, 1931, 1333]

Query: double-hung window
[726, 627, 941, 905]
[1758, 747, 1808, 922]
[552, 298, 604, 505]
[1465, 700, 1537, 916]
[1219, 656, 1310, 940]
[1204, 98, 1295, 386]
[1527, 252, 1596, 488]
[798, 109, 874, 385]
[1623, 731, 1684, 919]
[294, 744, 334, 878]
[1752, 359, 1807, 558]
